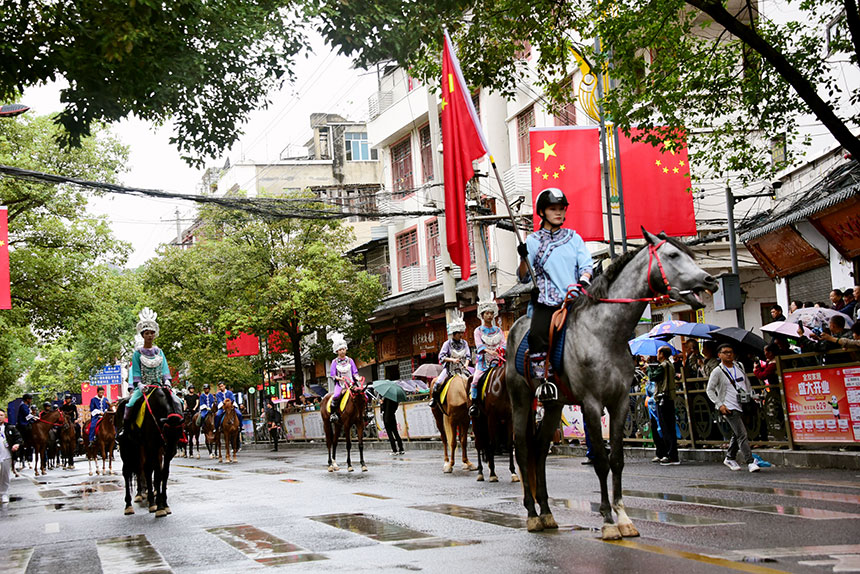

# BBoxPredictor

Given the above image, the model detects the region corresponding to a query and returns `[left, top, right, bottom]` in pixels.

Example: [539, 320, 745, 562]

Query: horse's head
[224, 398, 234, 411]
[643, 229, 717, 310]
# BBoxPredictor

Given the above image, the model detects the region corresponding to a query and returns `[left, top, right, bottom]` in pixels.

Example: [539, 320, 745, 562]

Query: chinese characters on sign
[783, 367, 860, 442]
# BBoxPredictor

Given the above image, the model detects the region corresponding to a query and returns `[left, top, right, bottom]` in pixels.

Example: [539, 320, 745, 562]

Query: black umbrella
[710, 327, 767, 355]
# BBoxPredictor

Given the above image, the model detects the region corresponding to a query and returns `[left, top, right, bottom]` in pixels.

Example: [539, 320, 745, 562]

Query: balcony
[368, 91, 394, 120]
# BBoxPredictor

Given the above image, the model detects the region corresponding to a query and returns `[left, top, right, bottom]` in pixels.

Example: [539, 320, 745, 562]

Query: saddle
[514, 310, 569, 377]
[85, 417, 103, 437]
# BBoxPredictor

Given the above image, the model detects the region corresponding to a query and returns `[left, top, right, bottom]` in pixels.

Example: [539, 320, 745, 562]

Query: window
[554, 101, 577, 126]
[397, 228, 419, 269]
[345, 132, 378, 161]
[471, 91, 481, 121]
[826, 11, 847, 55]
[391, 136, 414, 192]
[517, 106, 535, 163]
[426, 219, 440, 281]
[420, 125, 434, 183]
[771, 134, 786, 169]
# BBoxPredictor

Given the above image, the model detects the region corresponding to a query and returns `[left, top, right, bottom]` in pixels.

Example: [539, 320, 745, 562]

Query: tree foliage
[1, 0, 310, 166]
[312, 0, 860, 182]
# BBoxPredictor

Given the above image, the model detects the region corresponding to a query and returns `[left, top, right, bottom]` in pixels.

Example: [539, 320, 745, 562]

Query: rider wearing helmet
[16, 393, 36, 445]
[429, 310, 471, 409]
[59, 393, 81, 444]
[517, 187, 593, 400]
[41, 400, 53, 413]
[197, 383, 215, 427]
[328, 336, 359, 424]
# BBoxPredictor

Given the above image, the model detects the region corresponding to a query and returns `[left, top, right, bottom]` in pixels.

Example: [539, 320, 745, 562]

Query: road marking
[798, 555, 860, 571]
[7, 547, 34, 574]
[208, 524, 326, 565]
[550, 497, 743, 527]
[411, 503, 527, 529]
[624, 489, 860, 519]
[311, 512, 432, 542]
[96, 534, 172, 574]
[603, 540, 785, 573]
[354, 492, 392, 500]
[726, 544, 860, 559]
[44, 522, 60, 533]
[393, 538, 480, 551]
[689, 483, 860, 505]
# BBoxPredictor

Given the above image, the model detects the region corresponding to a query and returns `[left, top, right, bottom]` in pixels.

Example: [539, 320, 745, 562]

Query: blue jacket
[199, 392, 216, 410]
[89, 396, 110, 416]
[17, 402, 32, 426]
[216, 390, 235, 408]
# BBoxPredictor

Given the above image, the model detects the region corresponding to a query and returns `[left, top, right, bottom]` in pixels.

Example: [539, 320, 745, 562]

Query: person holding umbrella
[372, 381, 407, 455]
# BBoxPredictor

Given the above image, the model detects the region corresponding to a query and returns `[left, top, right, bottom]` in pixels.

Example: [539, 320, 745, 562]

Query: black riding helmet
[23, 393, 33, 401]
[42, 400, 52, 410]
[535, 187, 569, 220]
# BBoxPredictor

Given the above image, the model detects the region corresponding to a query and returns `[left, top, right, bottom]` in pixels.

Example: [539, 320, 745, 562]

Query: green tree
[1, 1, 310, 165]
[312, 0, 860, 181]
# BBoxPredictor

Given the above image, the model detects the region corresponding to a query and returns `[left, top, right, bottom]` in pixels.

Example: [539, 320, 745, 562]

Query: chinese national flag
[441, 31, 488, 280]
[226, 331, 260, 357]
[529, 127, 603, 241]
[617, 129, 696, 239]
[0, 206, 9, 309]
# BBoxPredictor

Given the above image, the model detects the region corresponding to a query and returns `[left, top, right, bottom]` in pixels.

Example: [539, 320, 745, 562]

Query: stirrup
[330, 412, 340, 424]
[469, 404, 480, 418]
[535, 380, 558, 402]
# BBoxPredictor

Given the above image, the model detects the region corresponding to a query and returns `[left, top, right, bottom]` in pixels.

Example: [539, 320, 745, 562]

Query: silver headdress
[331, 333, 348, 354]
[477, 292, 499, 318]
[447, 309, 467, 335]
[136, 307, 159, 337]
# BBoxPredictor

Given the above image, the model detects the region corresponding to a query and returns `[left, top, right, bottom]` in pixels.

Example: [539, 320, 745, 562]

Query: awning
[371, 276, 480, 316]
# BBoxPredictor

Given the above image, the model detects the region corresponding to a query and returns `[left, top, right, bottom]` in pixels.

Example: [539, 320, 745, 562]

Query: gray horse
[506, 229, 717, 538]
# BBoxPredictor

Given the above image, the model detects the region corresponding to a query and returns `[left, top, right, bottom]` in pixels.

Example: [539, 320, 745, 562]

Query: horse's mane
[569, 236, 693, 310]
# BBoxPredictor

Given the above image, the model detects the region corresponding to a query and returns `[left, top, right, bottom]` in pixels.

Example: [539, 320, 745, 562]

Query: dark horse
[59, 415, 77, 470]
[184, 410, 201, 459]
[471, 366, 519, 483]
[116, 386, 183, 517]
[506, 230, 717, 538]
[30, 410, 65, 476]
[322, 382, 368, 472]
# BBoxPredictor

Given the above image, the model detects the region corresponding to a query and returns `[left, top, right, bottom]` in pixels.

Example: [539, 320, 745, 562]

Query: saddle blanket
[325, 392, 351, 414]
[514, 327, 567, 377]
[439, 376, 456, 405]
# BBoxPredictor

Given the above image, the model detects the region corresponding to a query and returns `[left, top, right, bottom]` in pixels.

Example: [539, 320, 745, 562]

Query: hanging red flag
[441, 30, 488, 280]
[617, 129, 696, 239]
[0, 206, 9, 309]
[529, 127, 603, 241]
[226, 331, 260, 357]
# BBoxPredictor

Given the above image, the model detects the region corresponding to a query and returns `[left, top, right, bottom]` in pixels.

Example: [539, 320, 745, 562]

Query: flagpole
[486, 158, 538, 292]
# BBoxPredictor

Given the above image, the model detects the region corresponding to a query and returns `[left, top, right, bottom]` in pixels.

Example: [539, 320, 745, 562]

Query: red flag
[441, 31, 488, 280]
[0, 206, 9, 309]
[226, 331, 260, 357]
[617, 129, 696, 239]
[529, 127, 603, 241]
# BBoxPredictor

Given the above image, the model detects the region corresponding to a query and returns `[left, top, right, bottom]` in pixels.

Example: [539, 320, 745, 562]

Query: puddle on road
[8, 547, 33, 574]
[394, 538, 479, 551]
[96, 534, 172, 574]
[624, 489, 860, 520]
[689, 483, 860, 505]
[38, 489, 66, 498]
[191, 474, 231, 481]
[310, 513, 432, 542]
[411, 504, 527, 529]
[354, 492, 391, 500]
[70, 484, 122, 494]
[243, 468, 284, 475]
[548, 497, 742, 527]
[173, 464, 228, 473]
[770, 479, 860, 490]
[208, 524, 327, 565]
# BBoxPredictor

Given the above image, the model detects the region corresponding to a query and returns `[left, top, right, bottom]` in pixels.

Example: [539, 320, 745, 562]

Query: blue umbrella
[629, 335, 679, 357]
[647, 320, 688, 339]
[671, 322, 720, 339]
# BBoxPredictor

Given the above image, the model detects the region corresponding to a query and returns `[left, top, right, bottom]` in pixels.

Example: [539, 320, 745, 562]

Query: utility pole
[175, 207, 182, 245]
[469, 179, 492, 305]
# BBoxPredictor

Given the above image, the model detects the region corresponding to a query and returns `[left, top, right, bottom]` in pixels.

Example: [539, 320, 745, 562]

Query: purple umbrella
[761, 320, 814, 339]
[671, 322, 720, 339]
[647, 320, 688, 339]
[412, 363, 443, 379]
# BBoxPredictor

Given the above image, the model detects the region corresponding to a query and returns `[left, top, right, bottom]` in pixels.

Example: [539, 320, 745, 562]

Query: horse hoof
[463, 462, 477, 471]
[511, 474, 520, 483]
[527, 516, 544, 532]
[332, 464, 340, 471]
[601, 524, 622, 540]
[618, 522, 640, 537]
[443, 464, 453, 474]
[540, 514, 558, 529]
[88, 471, 93, 476]
[133, 494, 143, 503]
[348, 466, 354, 472]
[328, 465, 334, 472]
[164, 506, 172, 515]
[476, 473, 484, 482]
[196, 455, 200, 459]
[149, 505, 157, 513]
[489, 476, 499, 483]
[124, 506, 135, 515]
[231, 459, 237, 464]
[361, 466, 368, 472]
[155, 509, 167, 518]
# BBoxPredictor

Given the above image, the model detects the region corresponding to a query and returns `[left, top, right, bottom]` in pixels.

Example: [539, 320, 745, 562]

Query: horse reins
[573, 240, 674, 305]
[36, 413, 65, 427]
[142, 384, 168, 444]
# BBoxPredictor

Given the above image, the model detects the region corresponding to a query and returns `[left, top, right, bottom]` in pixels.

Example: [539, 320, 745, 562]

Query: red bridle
[575, 240, 674, 304]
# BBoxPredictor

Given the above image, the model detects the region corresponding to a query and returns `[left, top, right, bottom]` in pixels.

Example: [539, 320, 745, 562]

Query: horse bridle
[575, 240, 675, 305]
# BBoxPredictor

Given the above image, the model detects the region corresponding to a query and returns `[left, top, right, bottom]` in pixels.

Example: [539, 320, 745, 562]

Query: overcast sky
[22, 35, 379, 268]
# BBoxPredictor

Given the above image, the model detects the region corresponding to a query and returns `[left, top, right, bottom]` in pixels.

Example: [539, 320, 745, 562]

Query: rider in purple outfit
[329, 336, 358, 424]
[469, 293, 505, 417]
[429, 310, 472, 409]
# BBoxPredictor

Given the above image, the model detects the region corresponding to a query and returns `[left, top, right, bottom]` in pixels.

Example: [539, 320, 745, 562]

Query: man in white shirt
[0, 408, 24, 503]
[706, 344, 760, 473]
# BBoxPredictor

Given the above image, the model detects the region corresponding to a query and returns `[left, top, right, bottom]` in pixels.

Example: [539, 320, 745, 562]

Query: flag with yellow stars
[0, 206, 8, 309]
[529, 127, 603, 240]
[441, 30, 488, 280]
[617, 129, 696, 239]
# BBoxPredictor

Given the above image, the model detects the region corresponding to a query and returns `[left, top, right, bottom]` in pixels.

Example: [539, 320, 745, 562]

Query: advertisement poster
[374, 406, 407, 440]
[783, 366, 859, 443]
[283, 413, 305, 440]
[561, 405, 609, 439]
[402, 403, 440, 438]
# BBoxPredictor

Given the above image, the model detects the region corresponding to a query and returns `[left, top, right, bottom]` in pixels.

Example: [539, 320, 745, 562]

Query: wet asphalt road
[3, 443, 860, 574]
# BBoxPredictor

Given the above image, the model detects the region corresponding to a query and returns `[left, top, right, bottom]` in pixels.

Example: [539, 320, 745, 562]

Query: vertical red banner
[617, 129, 697, 239]
[529, 127, 603, 241]
[0, 206, 9, 309]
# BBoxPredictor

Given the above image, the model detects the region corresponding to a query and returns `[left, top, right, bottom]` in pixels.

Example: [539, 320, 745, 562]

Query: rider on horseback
[328, 335, 358, 424]
[88, 387, 110, 443]
[214, 382, 244, 430]
[429, 310, 471, 409]
[517, 187, 593, 402]
[469, 295, 506, 418]
[117, 308, 183, 440]
[59, 393, 81, 445]
[16, 393, 36, 447]
[198, 383, 215, 427]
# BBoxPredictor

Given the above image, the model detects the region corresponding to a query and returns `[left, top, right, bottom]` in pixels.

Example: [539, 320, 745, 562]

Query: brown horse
[85, 408, 116, 476]
[430, 374, 475, 473]
[322, 383, 368, 472]
[216, 400, 239, 463]
[471, 366, 519, 483]
[184, 411, 202, 459]
[30, 410, 65, 476]
[59, 415, 77, 470]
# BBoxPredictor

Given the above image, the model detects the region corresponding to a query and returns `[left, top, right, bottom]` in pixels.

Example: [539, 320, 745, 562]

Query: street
[3, 444, 860, 573]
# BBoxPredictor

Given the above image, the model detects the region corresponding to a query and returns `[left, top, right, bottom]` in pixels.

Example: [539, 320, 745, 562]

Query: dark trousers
[269, 427, 280, 451]
[583, 425, 594, 459]
[528, 302, 561, 354]
[383, 409, 403, 453]
[652, 398, 678, 461]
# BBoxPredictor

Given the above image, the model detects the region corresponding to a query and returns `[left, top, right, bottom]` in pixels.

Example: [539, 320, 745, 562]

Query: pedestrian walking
[382, 397, 404, 455]
[265, 400, 283, 452]
[649, 346, 679, 465]
[0, 408, 23, 503]
[707, 343, 761, 473]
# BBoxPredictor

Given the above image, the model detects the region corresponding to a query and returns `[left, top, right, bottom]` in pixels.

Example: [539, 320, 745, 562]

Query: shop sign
[783, 366, 860, 442]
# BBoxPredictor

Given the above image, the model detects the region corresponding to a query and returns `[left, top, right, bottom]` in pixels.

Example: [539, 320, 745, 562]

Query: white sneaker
[723, 458, 741, 471]
[1, 494, 9, 503]
[748, 462, 761, 473]
[651, 457, 661, 463]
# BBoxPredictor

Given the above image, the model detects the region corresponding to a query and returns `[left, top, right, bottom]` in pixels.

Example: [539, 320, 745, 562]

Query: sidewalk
[242, 439, 860, 470]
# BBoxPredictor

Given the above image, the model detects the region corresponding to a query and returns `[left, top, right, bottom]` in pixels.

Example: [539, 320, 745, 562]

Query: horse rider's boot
[428, 380, 444, 409]
[329, 401, 341, 424]
[469, 402, 481, 418]
[531, 353, 558, 402]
